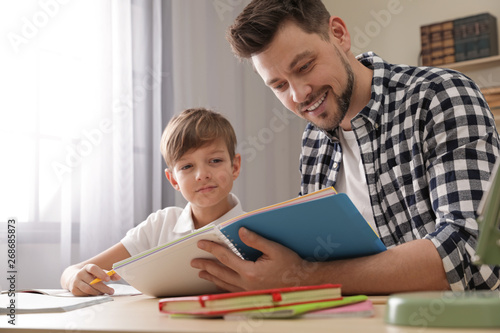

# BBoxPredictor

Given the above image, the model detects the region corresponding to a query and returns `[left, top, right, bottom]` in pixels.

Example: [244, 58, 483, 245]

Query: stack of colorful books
[158, 284, 374, 319]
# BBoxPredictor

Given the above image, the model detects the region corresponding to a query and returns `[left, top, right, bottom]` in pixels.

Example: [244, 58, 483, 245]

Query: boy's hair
[160, 108, 237, 169]
[226, 0, 331, 60]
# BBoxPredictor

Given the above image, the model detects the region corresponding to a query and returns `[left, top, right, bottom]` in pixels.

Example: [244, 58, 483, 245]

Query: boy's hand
[191, 227, 310, 292]
[68, 264, 121, 296]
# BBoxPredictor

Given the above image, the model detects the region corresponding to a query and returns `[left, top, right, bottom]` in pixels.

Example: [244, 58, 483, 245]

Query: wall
[326, 0, 500, 65]
[324, 0, 500, 87]
[325, 0, 500, 88]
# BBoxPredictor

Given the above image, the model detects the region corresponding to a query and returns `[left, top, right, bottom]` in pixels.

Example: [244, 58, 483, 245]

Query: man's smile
[305, 91, 327, 112]
[301, 90, 328, 117]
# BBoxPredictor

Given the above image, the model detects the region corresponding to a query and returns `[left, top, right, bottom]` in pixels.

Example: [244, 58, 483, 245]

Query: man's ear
[328, 16, 351, 52]
[232, 154, 242, 180]
[165, 168, 180, 191]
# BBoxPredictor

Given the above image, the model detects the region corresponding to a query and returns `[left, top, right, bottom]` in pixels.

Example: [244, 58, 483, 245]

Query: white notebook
[113, 188, 340, 297]
[0, 293, 112, 314]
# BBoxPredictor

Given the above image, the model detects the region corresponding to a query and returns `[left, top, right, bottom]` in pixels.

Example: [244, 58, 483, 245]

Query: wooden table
[1, 294, 499, 333]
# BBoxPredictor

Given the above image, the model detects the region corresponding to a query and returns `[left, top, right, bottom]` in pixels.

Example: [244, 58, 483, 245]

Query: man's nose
[290, 80, 312, 104]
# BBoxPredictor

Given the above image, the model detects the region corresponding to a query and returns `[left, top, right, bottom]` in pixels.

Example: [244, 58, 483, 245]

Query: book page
[107, 283, 142, 296]
[0, 293, 112, 314]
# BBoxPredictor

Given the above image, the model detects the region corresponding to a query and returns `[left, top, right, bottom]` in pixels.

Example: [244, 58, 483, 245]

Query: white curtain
[0, 0, 305, 289]
[0, 0, 171, 288]
[73, 0, 170, 262]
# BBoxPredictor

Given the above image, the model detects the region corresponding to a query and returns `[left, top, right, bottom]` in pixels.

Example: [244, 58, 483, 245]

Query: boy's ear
[165, 168, 180, 191]
[232, 154, 242, 180]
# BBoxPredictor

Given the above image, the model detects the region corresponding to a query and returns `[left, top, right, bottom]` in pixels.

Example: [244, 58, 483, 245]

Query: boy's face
[251, 19, 354, 131]
[165, 139, 240, 214]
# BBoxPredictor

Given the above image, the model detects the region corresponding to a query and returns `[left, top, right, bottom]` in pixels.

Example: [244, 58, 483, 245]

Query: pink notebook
[302, 300, 374, 318]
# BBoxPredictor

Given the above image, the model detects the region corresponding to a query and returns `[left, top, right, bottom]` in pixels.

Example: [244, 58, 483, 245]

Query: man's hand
[191, 227, 314, 292]
[192, 227, 451, 294]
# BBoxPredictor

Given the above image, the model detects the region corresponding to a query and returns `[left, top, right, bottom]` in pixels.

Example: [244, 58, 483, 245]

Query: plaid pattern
[300, 52, 500, 290]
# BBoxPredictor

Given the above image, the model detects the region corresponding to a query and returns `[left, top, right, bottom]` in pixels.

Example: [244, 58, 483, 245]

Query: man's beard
[315, 50, 355, 132]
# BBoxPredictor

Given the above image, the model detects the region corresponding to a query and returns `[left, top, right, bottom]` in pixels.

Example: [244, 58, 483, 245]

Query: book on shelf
[421, 20, 455, 66]
[481, 86, 500, 111]
[429, 22, 444, 66]
[113, 187, 387, 297]
[454, 13, 498, 62]
[158, 284, 342, 316]
[442, 21, 455, 64]
[481, 86, 500, 97]
[420, 25, 432, 66]
[486, 99, 500, 109]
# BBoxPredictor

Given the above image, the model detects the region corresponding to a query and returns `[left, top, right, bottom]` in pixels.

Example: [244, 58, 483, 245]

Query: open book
[1, 284, 141, 297]
[0, 293, 112, 314]
[113, 187, 386, 297]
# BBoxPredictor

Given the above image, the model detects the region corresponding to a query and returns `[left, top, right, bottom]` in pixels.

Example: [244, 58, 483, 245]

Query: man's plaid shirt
[300, 52, 500, 290]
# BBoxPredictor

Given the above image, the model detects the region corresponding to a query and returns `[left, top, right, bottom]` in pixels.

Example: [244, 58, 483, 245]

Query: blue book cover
[219, 193, 386, 262]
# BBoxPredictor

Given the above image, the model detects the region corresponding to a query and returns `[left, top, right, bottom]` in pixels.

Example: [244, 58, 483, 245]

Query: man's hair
[160, 108, 237, 169]
[226, 0, 331, 59]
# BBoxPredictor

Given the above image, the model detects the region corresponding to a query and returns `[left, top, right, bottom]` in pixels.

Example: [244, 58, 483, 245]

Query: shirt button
[333, 162, 338, 169]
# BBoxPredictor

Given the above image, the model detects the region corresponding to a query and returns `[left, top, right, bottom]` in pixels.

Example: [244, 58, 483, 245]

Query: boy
[61, 108, 243, 296]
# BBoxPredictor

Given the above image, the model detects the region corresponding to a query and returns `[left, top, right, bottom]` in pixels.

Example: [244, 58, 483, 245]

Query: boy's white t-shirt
[334, 128, 377, 232]
[121, 193, 244, 256]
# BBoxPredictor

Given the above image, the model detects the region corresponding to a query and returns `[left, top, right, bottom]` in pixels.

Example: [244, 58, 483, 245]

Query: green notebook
[474, 157, 500, 266]
[223, 295, 368, 319]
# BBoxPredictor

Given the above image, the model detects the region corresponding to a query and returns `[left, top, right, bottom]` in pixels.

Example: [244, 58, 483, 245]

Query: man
[191, 0, 500, 294]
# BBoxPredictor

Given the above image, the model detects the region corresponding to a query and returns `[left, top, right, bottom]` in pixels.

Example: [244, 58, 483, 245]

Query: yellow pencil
[90, 270, 116, 285]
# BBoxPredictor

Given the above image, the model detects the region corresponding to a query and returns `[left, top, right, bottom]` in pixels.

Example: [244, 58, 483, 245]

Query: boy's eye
[211, 158, 223, 164]
[179, 164, 192, 171]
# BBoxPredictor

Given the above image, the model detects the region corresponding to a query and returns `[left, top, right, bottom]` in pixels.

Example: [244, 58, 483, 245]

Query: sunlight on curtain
[0, 0, 165, 288]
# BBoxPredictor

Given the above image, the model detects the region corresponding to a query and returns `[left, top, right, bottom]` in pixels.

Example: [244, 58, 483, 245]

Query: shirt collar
[355, 52, 390, 126]
[312, 51, 386, 141]
[172, 193, 244, 234]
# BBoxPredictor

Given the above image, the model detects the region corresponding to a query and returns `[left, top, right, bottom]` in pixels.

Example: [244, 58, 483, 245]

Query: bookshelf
[439, 55, 500, 72]
[421, 13, 498, 69]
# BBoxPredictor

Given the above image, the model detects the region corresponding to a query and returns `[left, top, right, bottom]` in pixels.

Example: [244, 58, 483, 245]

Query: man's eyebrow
[266, 77, 280, 86]
[289, 50, 313, 71]
[264, 50, 314, 87]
